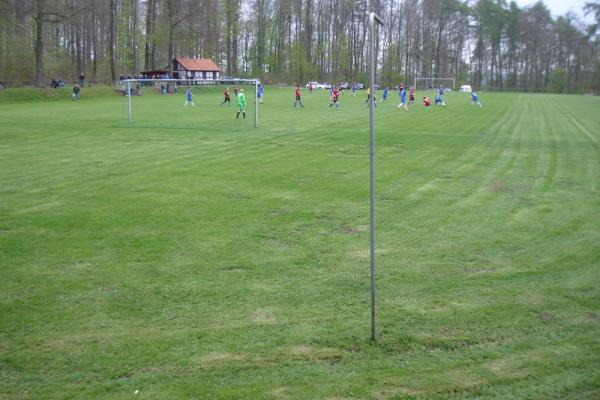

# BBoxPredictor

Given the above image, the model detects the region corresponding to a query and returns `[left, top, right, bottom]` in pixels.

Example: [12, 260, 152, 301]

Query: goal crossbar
[122, 78, 260, 84]
[122, 78, 260, 128]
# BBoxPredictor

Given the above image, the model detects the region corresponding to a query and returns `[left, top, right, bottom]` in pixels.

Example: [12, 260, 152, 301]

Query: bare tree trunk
[304, 0, 312, 64]
[92, 12, 98, 78]
[132, 0, 138, 74]
[76, 12, 83, 82]
[168, 22, 175, 76]
[34, 13, 44, 87]
[232, 0, 240, 74]
[34, 0, 45, 87]
[144, 0, 155, 71]
[255, 0, 266, 76]
[109, 0, 116, 82]
[225, 0, 232, 75]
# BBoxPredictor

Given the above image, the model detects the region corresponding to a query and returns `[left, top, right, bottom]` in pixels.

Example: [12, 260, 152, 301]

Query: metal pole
[127, 81, 132, 125]
[368, 11, 384, 342]
[255, 80, 258, 128]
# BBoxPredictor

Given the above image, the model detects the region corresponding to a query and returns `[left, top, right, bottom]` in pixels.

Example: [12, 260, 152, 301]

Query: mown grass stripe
[1, 89, 599, 399]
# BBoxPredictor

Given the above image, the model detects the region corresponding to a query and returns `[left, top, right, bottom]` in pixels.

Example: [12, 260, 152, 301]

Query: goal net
[120, 78, 260, 129]
[414, 77, 456, 91]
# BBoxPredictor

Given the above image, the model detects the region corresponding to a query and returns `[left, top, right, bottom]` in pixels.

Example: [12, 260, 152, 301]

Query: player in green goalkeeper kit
[236, 89, 246, 119]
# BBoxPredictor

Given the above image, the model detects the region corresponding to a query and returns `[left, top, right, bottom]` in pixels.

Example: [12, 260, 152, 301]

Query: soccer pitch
[1, 87, 599, 399]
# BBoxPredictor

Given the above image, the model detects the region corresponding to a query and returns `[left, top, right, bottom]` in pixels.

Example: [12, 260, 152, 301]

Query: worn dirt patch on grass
[251, 307, 278, 325]
[277, 345, 343, 363]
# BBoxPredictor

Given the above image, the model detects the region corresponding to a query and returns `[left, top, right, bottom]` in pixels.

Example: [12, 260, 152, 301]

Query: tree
[144, 0, 156, 71]
[0, 0, 597, 92]
[31, 0, 69, 86]
[585, 0, 600, 37]
[109, 0, 116, 82]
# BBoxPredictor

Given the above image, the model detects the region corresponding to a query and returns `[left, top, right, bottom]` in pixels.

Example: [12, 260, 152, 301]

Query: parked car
[359, 83, 378, 90]
[460, 84, 472, 92]
[306, 82, 330, 90]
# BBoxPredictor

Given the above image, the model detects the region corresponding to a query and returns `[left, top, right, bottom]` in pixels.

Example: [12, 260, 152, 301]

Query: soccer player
[236, 89, 246, 119]
[221, 87, 231, 106]
[184, 86, 195, 106]
[257, 83, 264, 104]
[397, 86, 408, 111]
[434, 94, 445, 106]
[72, 85, 80, 100]
[308, 82, 313, 94]
[438, 85, 445, 97]
[234, 83, 239, 97]
[365, 87, 377, 107]
[471, 91, 482, 107]
[422, 96, 431, 107]
[352, 82, 357, 96]
[409, 87, 415, 104]
[328, 87, 340, 110]
[293, 84, 304, 108]
[380, 86, 389, 103]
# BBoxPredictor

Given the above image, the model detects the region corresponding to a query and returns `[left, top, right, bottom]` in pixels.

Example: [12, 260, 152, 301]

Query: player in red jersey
[422, 96, 431, 106]
[234, 83, 239, 97]
[409, 87, 415, 104]
[221, 87, 231, 106]
[328, 87, 340, 110]
[293, 84, 304, 108]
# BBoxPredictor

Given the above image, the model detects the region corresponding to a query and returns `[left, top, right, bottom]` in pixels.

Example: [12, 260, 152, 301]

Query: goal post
[368, 11, 384, 343]
[414, 77, 456, 91]
[121, 78, 260, 128]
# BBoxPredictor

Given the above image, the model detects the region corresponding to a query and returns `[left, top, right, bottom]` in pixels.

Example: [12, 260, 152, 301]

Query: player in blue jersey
[471, 91, 482, 107]
[256, 83, 264, 104]
[438, 85, 445, 97]
[434, 94, 445, 106]
[352, 82, 357, 96]
[380, 86, 389, 103]
[184, 86, 195, 107]
[397, 86, 408, 111]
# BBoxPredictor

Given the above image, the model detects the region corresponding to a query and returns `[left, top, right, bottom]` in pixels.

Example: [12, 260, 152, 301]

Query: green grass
[1, 86, 599, 399]
[0, 85, 117, 103]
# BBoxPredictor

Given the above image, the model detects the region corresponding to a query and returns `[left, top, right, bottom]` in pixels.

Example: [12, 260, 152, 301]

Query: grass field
[1, 85, 599, 399]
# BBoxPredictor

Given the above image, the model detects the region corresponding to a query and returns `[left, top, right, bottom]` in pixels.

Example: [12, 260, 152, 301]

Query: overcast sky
[515, 0, 592, 20]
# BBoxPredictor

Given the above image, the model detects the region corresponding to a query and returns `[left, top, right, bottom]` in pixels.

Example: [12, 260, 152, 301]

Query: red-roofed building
[172, 58, 221, 80]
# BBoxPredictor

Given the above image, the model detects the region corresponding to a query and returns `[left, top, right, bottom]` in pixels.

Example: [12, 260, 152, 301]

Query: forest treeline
[1, 0, 599, 93]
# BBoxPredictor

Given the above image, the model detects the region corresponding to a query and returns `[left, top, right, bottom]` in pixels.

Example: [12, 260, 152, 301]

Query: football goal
[120, 78, 261, 129]
[414, 77, 455, 91]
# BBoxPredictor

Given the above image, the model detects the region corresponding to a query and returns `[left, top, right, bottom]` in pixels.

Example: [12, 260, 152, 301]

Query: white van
[460, 85, 472, 92]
